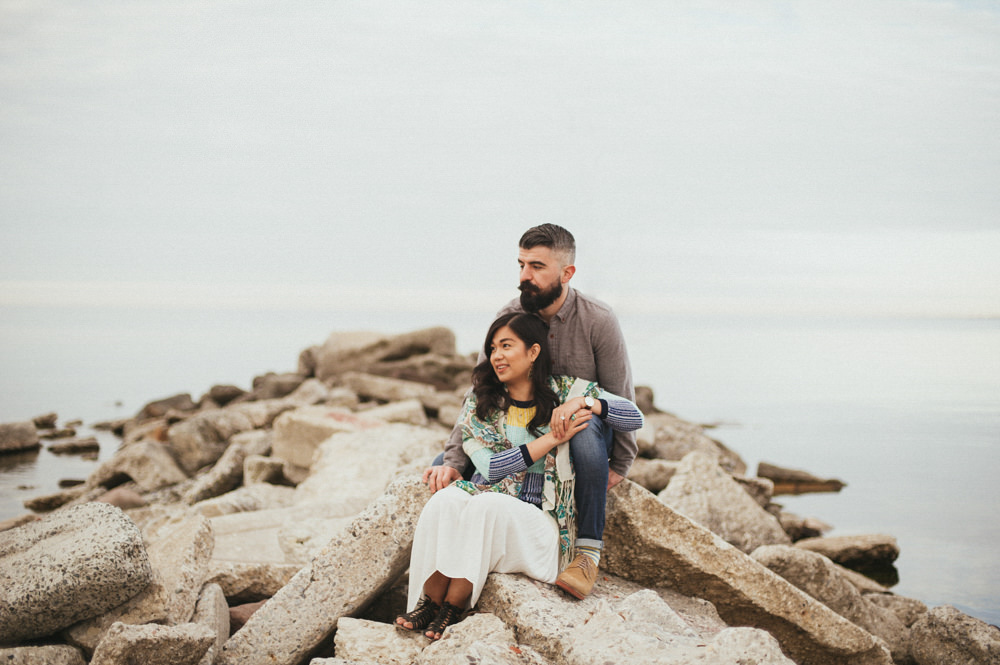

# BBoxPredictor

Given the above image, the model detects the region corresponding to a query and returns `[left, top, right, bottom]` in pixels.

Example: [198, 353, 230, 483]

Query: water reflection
[0, 448, 41, 474]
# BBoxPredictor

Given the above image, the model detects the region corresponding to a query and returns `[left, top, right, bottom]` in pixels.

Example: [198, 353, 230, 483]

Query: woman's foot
[395, 594, 441, 631]
[424, 601, 463, 640]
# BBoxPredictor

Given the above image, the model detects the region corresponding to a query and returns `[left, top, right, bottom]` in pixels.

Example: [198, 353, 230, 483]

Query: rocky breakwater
[1, 326, 997, 665]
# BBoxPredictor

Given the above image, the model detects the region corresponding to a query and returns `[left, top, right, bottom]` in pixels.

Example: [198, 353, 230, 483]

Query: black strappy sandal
[395, 594, 441, 632]
[425, 601, 463, 640]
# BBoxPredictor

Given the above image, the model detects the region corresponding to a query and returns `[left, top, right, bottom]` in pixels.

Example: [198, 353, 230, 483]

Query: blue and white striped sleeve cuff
[603, 399, 645, 432]
[487, 446, 531, 482]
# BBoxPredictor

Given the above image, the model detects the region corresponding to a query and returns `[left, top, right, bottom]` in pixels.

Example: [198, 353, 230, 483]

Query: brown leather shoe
[555, 554, 599, 599]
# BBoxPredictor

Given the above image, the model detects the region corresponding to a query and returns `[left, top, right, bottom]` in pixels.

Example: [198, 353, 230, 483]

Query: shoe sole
[555, 578, 588, 600]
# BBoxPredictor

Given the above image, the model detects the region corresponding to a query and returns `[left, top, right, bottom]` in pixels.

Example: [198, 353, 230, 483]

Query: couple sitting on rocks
[396, 224, 644, 640]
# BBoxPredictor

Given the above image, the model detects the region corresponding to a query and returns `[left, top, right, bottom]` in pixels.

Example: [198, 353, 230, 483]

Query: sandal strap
[427, 601, 463, 636]
[397, 594, 440, 630]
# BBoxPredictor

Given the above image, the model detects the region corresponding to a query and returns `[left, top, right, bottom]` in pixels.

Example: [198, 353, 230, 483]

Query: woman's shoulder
[548, 375, 599, 398]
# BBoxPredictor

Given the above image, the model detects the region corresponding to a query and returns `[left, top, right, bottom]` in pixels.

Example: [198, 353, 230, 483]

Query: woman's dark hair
[471, 312, 559, 434]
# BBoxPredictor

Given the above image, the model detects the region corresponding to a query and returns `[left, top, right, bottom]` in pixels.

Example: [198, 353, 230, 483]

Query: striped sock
[576, 544, 601, 567]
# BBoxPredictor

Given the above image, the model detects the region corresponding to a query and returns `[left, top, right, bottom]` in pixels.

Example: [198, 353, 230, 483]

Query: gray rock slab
[415, 613, 550, 665]
[794, 534, 900, 571]
[477, 574, 793, 665]
[89, 621, 216, 665]
[865, 593, 928, 628]
[333, 617, 427, 665]
[204, 560, 301, 604]
[311, 328, 456, 382]
[217, 474, 431, 665]
[602, 480, 892, 665]
[0, 502, 152, 644]
[271, 405, 383, 469]
[908, 604, 1000, 665]
[194, 483, 297, 519]
[334, 613, 550, 665]
[192, 583, 229, 665]
[751, 544, 910, 663]
[339, 371, 437, 403]
[244, 454, 285, 484]
[626, 457, 678, 493]
[168, 379, 329, 475]
[88, 439, 189, 492]
[0, 421, 40, 454]
[65, 513, 214, 652]
[562, 597, 796, 665]
[292, 424, 445, 514]
[183, 430, 272, 504]
[0, 645, 86, 665]
[644, 413, 746, 474]
[658, 452, 791, 553]
[359, 398, 428, 427]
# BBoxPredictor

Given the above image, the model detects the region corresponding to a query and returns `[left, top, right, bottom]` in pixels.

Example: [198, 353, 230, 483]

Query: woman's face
[489, 325, 539, 384]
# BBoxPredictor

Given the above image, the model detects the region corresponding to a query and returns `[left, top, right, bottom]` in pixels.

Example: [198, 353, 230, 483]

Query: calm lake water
[1, 304, 998, 624]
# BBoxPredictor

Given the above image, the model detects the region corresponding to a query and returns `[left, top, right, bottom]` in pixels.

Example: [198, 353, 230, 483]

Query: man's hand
[422, 465, 462, 493]
[607, 469, 625, 491]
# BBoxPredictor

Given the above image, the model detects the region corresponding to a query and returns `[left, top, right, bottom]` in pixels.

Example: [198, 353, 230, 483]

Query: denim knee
[569, 416, 614, 476]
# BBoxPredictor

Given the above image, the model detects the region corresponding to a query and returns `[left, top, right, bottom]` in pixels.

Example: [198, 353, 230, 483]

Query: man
[422, 224, 636, 599]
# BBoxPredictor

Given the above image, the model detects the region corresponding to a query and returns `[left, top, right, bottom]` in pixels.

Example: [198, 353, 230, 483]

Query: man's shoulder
[497, 297, 525, 316]
[570, 289, 620, 324]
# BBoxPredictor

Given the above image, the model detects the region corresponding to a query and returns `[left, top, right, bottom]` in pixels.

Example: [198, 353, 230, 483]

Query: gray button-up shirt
[443, 287, 637, 478]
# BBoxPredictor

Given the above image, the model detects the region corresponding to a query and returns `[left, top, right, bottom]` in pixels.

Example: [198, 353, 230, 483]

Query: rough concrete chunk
[602, 480, 892, 665]
[333, 617, 426, 665]
[794, 534, 900, 571]
[204, 561, 301, 604]
[292, 424, 445, 514]
[908, 604, 1000, 665]
[271, 405, 383, 469]
[65, 513, 214, 651]
[644, 412, 746, 474]
[88, 439, 189, 492]
[168, 380, 328, 474]
[192, 583, 229, 665]
[216, 474, 431, 665]
[0, 421, 40, 454]
[0, 502, 152, 644]
[89, 622, 216, 665]
[0, 645, 86, 664]
[183, 430, 272, 504]
[338, 372, 437, 403]
[752, 544, 910, 662]
[477, 573, 789, 665]
[658, 451, 790, 552]
[626, 457, 678, 494]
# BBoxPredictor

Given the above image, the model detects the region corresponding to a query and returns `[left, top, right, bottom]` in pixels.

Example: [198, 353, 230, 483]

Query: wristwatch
[583, 395, 595, 410]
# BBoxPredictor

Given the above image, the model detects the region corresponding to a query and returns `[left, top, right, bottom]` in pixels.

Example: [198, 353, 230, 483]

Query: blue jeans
[570, 415, 615, 548]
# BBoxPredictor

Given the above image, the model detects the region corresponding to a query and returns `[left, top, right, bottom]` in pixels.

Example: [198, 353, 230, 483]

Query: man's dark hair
[519, 224, 576, 266]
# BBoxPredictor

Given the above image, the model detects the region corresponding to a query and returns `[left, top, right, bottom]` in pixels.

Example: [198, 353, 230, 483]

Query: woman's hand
[551, 407, 592, 444]
[550, 397, 592, 441]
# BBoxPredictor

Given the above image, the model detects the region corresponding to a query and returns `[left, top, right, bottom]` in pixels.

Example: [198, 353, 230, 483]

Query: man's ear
[561, 264, 576, 284]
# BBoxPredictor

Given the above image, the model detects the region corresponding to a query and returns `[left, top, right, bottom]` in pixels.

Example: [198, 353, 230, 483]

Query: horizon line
[1, 279, 997, 320]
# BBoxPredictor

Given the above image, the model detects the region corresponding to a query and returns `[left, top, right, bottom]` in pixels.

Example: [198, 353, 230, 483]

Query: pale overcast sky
[1, 0, 998, 317]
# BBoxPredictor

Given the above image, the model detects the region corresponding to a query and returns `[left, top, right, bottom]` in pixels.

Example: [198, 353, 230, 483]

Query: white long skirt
[406, 485, 560, 611]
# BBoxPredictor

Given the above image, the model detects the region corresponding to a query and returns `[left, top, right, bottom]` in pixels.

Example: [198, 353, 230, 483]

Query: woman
[395, 312, 644, 640]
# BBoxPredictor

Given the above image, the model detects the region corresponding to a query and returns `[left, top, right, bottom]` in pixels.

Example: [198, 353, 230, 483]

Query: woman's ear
[529, 343, 541, 362]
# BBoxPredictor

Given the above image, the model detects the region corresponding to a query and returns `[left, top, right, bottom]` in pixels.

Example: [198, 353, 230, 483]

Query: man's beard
[519, 280, 563, 313]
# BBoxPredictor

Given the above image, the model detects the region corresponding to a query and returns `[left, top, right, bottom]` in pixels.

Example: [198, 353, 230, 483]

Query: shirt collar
[551, 286, 577, 323]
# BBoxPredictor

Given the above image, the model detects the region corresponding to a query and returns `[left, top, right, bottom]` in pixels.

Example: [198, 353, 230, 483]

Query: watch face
[584, 396, 594, 409]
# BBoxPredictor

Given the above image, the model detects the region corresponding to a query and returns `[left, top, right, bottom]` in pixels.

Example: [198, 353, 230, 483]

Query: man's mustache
[518, 281, 539, 293]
